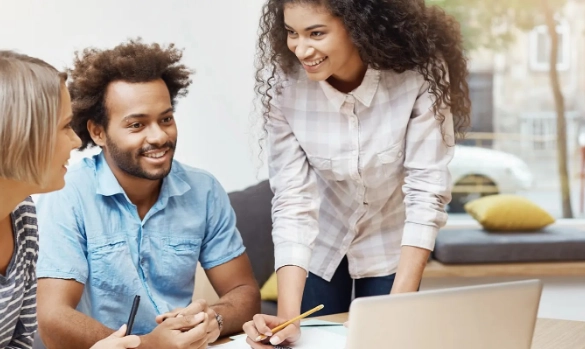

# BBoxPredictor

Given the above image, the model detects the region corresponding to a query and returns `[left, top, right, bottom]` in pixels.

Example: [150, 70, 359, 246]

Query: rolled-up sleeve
[401, 77, 455, 251]
[266, 97, 320, 273]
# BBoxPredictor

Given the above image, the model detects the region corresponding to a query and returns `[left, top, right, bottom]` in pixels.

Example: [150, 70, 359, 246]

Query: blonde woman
[0, 51, 140, 349]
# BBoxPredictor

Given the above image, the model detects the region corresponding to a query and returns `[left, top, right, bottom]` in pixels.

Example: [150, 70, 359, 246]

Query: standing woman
[0, 51, 140, 349]
[243, 0, 470, 347]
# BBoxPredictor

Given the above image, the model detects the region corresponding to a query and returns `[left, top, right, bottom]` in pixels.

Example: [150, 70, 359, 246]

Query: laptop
[346, 279, 543, 349]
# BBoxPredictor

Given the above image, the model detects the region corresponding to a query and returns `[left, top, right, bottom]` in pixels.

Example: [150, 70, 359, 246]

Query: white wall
[0, 0, 269, 192]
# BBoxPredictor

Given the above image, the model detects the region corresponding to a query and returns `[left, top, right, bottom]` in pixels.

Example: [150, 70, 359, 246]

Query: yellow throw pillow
[260, 272, 278, 301]
[464, 194, 555, 231]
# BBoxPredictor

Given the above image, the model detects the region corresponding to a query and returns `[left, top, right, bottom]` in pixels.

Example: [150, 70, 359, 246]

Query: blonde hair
[0, 51, 66, 186]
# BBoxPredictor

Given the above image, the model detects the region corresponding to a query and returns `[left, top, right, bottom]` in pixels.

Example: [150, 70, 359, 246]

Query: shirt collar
[95, 151, 191, 200]
[318, 67, 381, 111]
[95, 152, 124, 197]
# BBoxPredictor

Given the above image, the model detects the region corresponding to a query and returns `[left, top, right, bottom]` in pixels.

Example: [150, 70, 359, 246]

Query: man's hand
[155, 299, 220, 343]
[141, 312, 210, 349]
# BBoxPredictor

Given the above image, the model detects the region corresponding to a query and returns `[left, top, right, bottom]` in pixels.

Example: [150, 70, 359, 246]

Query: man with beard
[34, 40, 260, 349]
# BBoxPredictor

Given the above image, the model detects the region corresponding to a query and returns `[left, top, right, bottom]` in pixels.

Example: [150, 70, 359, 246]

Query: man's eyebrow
[122, 113, 148, 122]
[122, 108, 174, 122]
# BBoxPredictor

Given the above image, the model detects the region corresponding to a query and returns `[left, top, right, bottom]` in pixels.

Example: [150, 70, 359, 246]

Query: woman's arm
[393, 75, 455, 294]
[266, 99, 320, 314]
[243, 96, 320, 348]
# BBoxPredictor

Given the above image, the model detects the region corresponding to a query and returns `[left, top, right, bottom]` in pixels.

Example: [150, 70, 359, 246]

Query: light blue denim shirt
[36, 152, 245, 335]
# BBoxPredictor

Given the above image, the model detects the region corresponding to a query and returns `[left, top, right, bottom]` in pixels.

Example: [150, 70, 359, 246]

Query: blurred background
[433, 0, 585, 220]
[2, 0, 584, 220]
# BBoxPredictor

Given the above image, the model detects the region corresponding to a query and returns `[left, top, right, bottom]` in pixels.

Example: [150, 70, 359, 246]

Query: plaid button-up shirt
[266, 67, 454, 281]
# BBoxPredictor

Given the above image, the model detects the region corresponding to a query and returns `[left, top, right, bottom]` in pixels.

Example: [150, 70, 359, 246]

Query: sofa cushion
[262, 300, 278, 316]
[260, 272, 278, 301]
[228, 180, 275, 287]
[464, 194, 555, 231]
[433, 225, 585, 264]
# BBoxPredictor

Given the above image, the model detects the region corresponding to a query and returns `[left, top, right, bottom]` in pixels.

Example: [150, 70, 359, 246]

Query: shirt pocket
[307, 155, 347, 182]
[88, 237, 136, 295]
[376, 143, 404, 177]
[160, 237, 202, 291]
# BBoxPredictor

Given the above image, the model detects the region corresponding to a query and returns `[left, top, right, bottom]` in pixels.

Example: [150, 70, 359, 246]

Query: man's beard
[105, 136, 176, 180]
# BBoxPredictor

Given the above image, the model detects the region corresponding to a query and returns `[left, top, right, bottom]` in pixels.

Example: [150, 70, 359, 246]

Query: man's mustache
[138, 142, 176, 155]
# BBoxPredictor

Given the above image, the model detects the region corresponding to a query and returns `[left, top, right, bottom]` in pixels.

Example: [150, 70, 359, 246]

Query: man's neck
[104, 158, 163, 220]
[121, 176, 162, 211]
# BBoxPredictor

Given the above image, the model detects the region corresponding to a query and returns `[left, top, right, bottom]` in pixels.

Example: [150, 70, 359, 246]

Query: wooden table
[215, 313, 585, 348]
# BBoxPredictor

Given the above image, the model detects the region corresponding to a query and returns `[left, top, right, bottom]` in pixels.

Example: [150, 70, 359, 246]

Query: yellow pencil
[255, 304, 325, 342]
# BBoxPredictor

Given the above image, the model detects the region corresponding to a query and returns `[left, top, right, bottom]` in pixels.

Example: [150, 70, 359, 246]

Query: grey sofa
[227, 180, 277, 315]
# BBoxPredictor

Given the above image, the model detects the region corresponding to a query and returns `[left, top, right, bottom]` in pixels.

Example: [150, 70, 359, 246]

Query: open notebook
[214, 323, 347, 349]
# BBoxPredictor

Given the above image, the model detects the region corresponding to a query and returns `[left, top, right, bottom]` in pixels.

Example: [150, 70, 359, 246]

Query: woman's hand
[90, 325, 140, 349]
[242, 314, 301, 348]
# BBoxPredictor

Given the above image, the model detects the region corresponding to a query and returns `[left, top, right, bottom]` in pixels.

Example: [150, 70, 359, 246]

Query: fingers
[251, 314, 273, 339]
[243, 314, 301, 346]
[179, 313, 210, 345]
[246, 336, 276, 349]
[267, 323, 300, 346]
[156, 308, 182, 324]
[242, 320, 262, 342]
[192, 299, 208, 309]
[110, 324, 127, 338]
[118, 335, 141, 348]
[343, 321, 349, 328]
[162, 312, 206, 331]
[179, 299, 207, 317]
[157, 300, 208, 323]
[91, 328, 140, 349]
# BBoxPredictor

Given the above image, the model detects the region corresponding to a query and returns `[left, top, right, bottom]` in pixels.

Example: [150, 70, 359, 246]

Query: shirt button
[398, 151, 403, 157]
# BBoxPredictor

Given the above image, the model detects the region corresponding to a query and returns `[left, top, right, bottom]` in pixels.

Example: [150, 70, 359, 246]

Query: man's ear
[87, 120, 106, 147]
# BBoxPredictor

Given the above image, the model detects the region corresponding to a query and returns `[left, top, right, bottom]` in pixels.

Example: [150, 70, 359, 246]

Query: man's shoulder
[38, 156, 98, 206]
[64, 155, 98, 186]
[172, 160, 221, 190]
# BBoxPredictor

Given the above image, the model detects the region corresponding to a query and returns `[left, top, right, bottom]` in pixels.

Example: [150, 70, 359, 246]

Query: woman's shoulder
[11, 197, 38, 248]
[379, 68, 423, 83]
[12, 197, 36, 219]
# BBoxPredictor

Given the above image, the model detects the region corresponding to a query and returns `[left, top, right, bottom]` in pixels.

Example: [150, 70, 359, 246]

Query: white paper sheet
[228, 319, 347, 341]
[214, 327, 347, 349]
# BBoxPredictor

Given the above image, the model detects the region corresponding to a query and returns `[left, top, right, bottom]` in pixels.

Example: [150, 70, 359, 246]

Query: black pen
[125, 295, 141, 336]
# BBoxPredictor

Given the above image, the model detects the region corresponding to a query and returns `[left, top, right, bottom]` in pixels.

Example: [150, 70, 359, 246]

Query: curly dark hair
[256, 0, 471, 144]
[68, 39, 193, 150]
